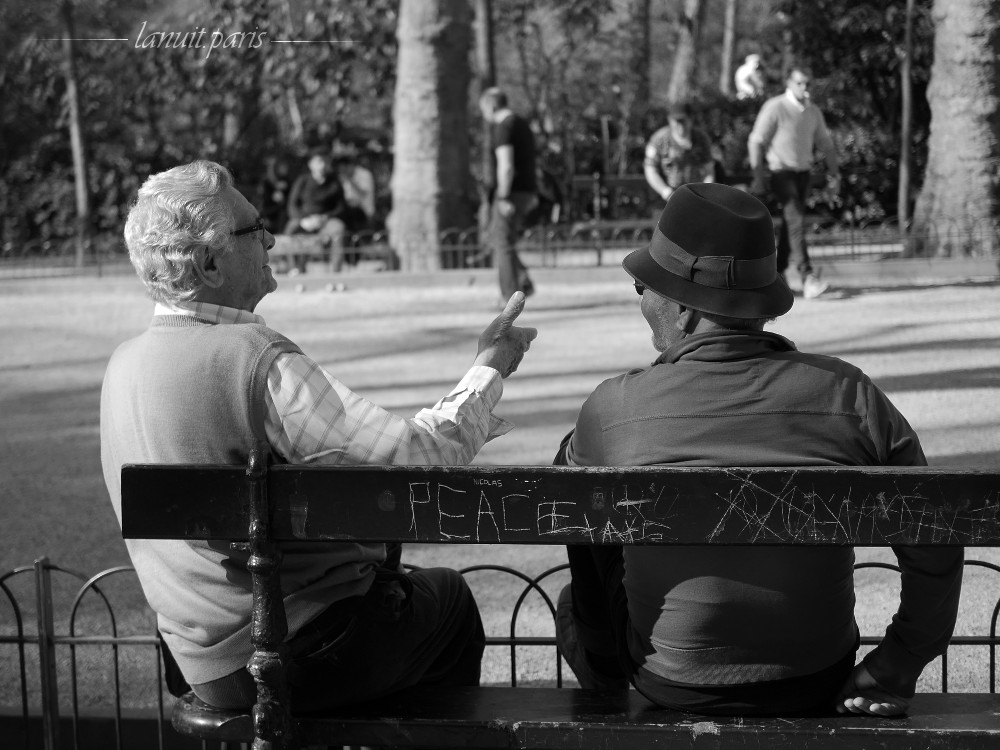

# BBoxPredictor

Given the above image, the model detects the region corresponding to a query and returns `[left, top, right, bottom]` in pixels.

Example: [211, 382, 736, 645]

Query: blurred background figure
[748, 67, 840, 299]
[256, 156, 291, 233]
[332, 139, 376, 230]
[283, 149, 355, 273]
[735, 54, 765, 100]
[479, 86, 537, 303]
[643, 101, 716, 208]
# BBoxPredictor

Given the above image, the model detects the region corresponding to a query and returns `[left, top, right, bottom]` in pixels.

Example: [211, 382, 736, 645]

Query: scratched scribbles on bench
[396, 470, 1000, 546]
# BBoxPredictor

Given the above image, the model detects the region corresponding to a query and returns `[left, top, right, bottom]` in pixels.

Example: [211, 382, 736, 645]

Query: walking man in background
[643, 101, 715, 207]
[102, 160, 537, 712]
[748, 67, 840, 299]
[479, 87, 536, 303]
[555, 183, 962, 717]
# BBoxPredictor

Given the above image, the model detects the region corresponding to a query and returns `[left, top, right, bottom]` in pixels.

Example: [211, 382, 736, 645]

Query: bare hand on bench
[474, 292, 537, 378]
[835, 663, 909, 717]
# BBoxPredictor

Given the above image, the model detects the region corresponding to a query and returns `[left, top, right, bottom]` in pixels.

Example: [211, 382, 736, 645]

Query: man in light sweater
[101, 160, 537, 710]
[555, 183, 962, 717]
[748, 67, 840, 299]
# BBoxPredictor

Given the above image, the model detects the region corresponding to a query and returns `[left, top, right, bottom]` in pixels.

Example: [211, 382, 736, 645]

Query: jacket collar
[653, 330, 797, 366]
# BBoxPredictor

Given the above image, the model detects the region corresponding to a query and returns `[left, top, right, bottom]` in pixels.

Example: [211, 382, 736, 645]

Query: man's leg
[319, 218, 347, 273]
[789, 170, 814, 278]
[509, 193, 536, 296]
[557, 545, 632, 689]
[769, 171, 799, 276]
[491, 200, 520, 300]
[289, 567, 485, 710]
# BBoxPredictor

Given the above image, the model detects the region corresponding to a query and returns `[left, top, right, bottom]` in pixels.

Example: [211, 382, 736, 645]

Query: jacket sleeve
[555, 390, 605, 467]
[862, 383, 964, 698]
[747, 99, 778, 170]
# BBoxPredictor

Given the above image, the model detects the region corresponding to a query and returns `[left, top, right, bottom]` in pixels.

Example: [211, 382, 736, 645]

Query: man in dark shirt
[283, 150, 353, 272]
[479, 87, 536, 302]
[555, 183, 962, 717]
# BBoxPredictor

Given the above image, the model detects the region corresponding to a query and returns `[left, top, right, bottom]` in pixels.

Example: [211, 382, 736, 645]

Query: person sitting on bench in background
[101, 160, 537, 711]
[554, 183, 963, 717]
[283, 148, 356, 273]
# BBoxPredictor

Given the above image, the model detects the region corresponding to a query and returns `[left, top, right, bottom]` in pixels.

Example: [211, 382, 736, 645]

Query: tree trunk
[666, 0, 706, 104]
[627, 0, 651, 107]
[897, 0, 914, 231]
[719, 0, 736, 95]
[615, 0, 651, 174]
[280, 0, 305, 145]
[475, 0, 495, 240]
[60, 0, 90, 268]
[911, 0, 1000, 257]
[389, 0, 473, 271]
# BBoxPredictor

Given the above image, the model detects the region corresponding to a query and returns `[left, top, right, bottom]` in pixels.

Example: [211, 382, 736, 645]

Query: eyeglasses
[232, 220, 266, 243]
[634, 282, 646, 296]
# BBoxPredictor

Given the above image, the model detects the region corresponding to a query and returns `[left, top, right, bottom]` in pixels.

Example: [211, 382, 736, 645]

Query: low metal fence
[3, 556, 1000, 750]
[2, 218, 997, 281]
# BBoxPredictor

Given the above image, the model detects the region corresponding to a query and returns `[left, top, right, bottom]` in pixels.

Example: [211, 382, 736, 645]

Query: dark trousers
[566, 544, 858, 715]
[566, 545, 636, 681]
[191, 566, 485, 711]
[770, 170, 814, 277]
[490, 191, 536, 300]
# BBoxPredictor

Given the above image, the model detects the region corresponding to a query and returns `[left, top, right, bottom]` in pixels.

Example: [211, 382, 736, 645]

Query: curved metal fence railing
[3, 557, 999, 749]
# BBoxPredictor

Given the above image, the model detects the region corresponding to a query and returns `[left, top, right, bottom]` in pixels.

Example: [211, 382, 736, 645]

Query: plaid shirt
[153, 302, 510, 466]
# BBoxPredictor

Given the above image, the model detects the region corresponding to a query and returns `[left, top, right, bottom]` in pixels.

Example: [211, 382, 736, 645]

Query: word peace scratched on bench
[394, 473, 1000, 545]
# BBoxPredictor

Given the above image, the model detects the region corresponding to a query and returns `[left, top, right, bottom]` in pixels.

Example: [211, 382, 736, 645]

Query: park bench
[120, 446, 1000, 749]
[270, 232, 398, 275]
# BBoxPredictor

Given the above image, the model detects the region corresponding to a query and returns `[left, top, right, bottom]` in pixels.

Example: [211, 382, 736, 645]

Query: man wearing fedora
[554, 183, 962, 716]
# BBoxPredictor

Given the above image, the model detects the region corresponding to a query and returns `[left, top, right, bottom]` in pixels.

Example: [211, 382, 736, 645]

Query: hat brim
[624, 245, 793, 318]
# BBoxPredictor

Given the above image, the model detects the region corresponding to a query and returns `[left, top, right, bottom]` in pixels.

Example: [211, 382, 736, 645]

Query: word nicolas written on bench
[284, 467, 1000, 547]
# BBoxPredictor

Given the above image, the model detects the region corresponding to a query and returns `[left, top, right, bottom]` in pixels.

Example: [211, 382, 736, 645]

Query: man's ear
[191, 246, 225, 289]
[676, 305, 699, 334]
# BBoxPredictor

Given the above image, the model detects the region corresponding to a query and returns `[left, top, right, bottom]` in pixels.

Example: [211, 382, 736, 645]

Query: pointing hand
[474, 292, 538, 378]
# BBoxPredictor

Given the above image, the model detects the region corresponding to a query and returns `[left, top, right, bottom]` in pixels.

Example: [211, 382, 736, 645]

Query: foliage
[0, 0, 398, 257]
[776, 0, 935, 218]
[0, 0, 949, 250]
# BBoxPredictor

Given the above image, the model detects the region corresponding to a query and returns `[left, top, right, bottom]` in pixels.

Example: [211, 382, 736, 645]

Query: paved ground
[1, 266, 998, 695]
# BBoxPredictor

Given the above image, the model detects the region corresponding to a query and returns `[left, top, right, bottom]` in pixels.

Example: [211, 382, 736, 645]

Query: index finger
[517, 325, 538, 344]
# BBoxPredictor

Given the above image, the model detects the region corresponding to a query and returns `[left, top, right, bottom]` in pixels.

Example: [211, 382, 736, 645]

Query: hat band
[649, 227, 776, 290]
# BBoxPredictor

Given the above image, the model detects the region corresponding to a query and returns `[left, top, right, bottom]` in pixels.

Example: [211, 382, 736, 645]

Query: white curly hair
[124, 160, 237, 305]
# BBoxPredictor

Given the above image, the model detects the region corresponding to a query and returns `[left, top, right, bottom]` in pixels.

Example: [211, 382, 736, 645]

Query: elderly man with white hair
[101, 160, 536, 711]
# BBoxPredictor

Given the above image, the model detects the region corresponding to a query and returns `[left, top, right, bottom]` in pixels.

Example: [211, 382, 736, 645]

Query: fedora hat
[623, 183, 792, 318]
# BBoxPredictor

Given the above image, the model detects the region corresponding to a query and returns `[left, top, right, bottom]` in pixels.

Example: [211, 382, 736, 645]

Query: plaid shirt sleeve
[263, 351, 510, 466]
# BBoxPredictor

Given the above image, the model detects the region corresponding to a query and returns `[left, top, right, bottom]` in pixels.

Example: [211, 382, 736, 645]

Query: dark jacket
[566, 329, 962, 698]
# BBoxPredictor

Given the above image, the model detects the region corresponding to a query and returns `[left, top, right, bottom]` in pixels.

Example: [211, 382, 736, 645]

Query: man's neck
[784, 90, 807, 110]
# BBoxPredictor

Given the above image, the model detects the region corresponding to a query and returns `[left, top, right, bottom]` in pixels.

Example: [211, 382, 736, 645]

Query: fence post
[34, 557, 60, 750]
[591, 172, 602, 223]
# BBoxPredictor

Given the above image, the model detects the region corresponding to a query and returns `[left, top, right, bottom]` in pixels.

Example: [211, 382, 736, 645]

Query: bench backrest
[119, 446, 999, 748]
[122, 458, 999, 547]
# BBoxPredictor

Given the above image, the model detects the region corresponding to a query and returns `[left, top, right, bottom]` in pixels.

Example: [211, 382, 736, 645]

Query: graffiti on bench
[121, 465, 999, 547]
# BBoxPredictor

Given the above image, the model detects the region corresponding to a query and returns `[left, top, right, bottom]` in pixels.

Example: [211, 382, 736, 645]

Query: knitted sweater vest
[101, 316, 384, 683]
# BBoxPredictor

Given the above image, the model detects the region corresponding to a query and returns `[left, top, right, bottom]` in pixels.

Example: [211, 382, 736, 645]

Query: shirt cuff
[487, 415, 514, 441]
[457, 365, 511, 442]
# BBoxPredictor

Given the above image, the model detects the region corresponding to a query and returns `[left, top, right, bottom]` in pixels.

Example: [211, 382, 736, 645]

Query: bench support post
[243, 443, 296, 750]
